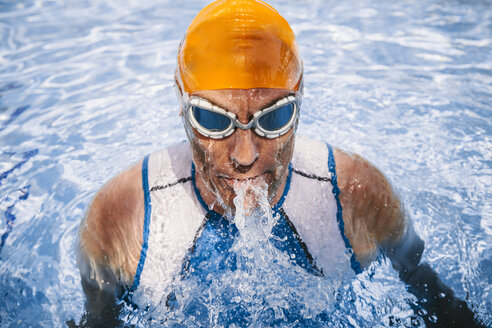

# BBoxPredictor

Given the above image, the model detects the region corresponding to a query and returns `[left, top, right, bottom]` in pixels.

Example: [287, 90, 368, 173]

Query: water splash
[135, 179, 339, 327]
[231, 177, 275, 239]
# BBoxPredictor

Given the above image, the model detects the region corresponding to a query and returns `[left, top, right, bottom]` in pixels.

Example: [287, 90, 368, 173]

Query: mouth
[220, 173, 268, 187]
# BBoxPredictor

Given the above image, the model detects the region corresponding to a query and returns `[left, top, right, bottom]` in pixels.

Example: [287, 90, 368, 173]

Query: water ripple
[0, 0, 490, 326]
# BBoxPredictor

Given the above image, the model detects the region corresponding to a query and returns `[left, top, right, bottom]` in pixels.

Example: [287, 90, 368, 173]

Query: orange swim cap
[177, 0, 303, 94]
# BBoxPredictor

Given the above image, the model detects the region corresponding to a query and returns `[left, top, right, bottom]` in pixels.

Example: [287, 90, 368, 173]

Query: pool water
[0, 0, 491, 326]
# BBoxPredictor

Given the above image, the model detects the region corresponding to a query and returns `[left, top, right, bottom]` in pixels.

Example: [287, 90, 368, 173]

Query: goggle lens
[257, 103, 294, 131]
[192, 106, 231, 131]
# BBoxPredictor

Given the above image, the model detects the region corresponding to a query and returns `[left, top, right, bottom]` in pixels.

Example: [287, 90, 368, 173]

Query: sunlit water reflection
[0, 0, 490, 326]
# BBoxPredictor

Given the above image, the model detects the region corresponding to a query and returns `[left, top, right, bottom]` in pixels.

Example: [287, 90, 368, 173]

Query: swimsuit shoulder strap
[131, 142, 207, 305]
[286, 136, 362, 275]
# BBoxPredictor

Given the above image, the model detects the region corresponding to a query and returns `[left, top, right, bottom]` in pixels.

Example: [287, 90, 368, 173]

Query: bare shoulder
[79, 161, 145, 286]
[334, 148, 405, 267]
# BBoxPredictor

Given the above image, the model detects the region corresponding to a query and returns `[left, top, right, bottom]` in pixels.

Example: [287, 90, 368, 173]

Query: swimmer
[76, 1, 485, 327]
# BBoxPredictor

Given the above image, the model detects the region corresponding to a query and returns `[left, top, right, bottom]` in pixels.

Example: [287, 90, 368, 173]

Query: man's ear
[174, 80, 184, 116]
[174, 64, 187, 117]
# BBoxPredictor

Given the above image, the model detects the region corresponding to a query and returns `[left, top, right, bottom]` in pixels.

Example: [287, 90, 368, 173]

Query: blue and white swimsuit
[130, 136, 361, 308]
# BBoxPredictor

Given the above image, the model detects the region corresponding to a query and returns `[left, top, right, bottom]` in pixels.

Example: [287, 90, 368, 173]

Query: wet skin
[183, 88, 296, 215]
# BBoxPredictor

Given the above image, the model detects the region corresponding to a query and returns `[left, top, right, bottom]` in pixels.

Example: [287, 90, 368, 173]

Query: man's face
[183, 88, 296, 214]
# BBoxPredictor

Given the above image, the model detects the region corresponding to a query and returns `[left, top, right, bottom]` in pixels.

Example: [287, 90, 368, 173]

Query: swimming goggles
[186, 95, 299, 139]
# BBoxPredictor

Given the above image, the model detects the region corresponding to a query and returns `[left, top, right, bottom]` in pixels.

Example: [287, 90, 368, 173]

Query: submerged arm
[334, 149, 484, 327]
[76, 162, 144, 327]
[76, 246, 125, 327]
[385, 223, 485, 328]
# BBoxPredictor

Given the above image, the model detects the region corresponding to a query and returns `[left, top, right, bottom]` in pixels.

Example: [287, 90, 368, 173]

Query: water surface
[0, 0, 491, 326]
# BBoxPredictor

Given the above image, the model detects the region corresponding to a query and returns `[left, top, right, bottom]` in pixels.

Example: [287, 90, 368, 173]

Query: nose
[230, 129, 258, 168]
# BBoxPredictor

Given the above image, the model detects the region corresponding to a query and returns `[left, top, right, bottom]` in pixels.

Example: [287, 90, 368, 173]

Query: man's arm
[76, 162, 144, 327]
[334, 148, 406, 266]
[334, 149, 485, 327]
